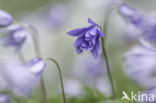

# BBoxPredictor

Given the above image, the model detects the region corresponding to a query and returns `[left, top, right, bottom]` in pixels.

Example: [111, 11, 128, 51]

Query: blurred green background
[0, 0, 156, 103]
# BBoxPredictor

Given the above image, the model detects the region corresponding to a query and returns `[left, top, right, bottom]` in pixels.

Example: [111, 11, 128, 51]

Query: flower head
[118, 4, 145, 28]
[1, 24, 28, 51]
[67, 18, 104, 59]
[0, 10, 13, 27]
[0, 94, 9, 103]
[0, 58, 46, 97]
[124, 46, 156, 88]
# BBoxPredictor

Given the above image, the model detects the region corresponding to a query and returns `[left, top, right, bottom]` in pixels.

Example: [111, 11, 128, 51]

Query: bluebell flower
[0, 94, 9, 103]
[0, 10, 13, 27]
[67, 18, 105, 59]
[0, 58, 46, 97]
[118, 4, 145, 28]
[1, 24, 28, 51]
[124, 46, 156, 88]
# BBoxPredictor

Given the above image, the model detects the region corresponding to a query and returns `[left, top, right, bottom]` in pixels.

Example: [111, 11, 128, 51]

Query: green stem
[27, 25, 47, 103]
[101, 37, 115, 99]
[47, 58, 67, 103]
[101, 7, 116, 99]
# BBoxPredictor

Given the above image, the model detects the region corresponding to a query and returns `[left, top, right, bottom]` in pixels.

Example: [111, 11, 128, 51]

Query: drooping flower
[118, 4, 145, 28]
[0, 24, 28, 51]
[67, 18, 105, 59]
[0, 58, 46, 97]
[0, 10, 13, 27]
[124, 46, 156, 88]
[0, 94, 10, 103]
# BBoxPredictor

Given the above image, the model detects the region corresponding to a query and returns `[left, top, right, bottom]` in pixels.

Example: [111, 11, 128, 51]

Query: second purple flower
[67, 18, 105, 59]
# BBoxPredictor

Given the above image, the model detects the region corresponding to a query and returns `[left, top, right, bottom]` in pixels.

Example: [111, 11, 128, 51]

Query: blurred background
[0, 0, 156, 102]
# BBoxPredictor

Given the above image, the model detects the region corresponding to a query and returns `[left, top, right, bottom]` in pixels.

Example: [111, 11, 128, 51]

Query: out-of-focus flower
[0, 24, 28, 51]
[122, 25, 142, 43]
[67, 18, 104, 59]
[124, 46, 156, 88]
[143, 14, 156, 46]
[0, 94, 9, 103]
[85, 59, 106, 79]
[64, 79, 83, 97]
[0, 10, 13, 27]
[73, 56, 106, 88]
[118, 4, 145, 28]
[141, 88, 156, 103]
[47, 3, 68, 29]
[0, 58, 46, 97]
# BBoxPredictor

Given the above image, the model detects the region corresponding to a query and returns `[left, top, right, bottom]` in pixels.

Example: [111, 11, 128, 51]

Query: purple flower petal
[67, 27, 88, 36]
[0, 10, 13, 27]
[74, 36, 84, 47]
[88, 18, 97, 25]
[0, 94, 10, 103]
[0, 58, 46, 97]
[76, 47, 83, 54]
[91, 37, 102, 59]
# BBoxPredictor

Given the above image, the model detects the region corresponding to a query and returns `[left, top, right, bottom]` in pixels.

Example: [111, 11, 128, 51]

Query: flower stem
[26, 25, 47, 103]
[46, 58, 67, 103]
[100, 6, 116, 99]
[101, 37, 115, 99]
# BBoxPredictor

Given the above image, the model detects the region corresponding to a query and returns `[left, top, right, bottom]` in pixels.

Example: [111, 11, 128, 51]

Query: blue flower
[0, 10, 13, 27]
[67, 18, 105, 59]
[0, 58, 46, 97]
[0, 94, 9, 103]
[118, 4, 145, 28]
[124, 46, 156, 88]
[142, 14, 156, 46]
[1, 24, 28, 51]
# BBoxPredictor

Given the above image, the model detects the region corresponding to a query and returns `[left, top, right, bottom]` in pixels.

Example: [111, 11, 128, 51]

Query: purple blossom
[118, 4, 145, 28]
[85, 59, 106, 78]
[0, 10, 13, 27]
[142, 88, 156, 103]
[124, 46, 156, 88]
[143, 14, 156, 46]
[0, 58, 46, 97]
[67, 18, 105, 59]
[0, 94, 9, 103]
[1, 24, 28, 51]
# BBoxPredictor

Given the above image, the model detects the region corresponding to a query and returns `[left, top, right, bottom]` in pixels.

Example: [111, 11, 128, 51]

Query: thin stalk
[26, 25, 47, 103]
[101, 7, 116, 99]
[46, 58, 67, 103]
[101, 37, 115, 99]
